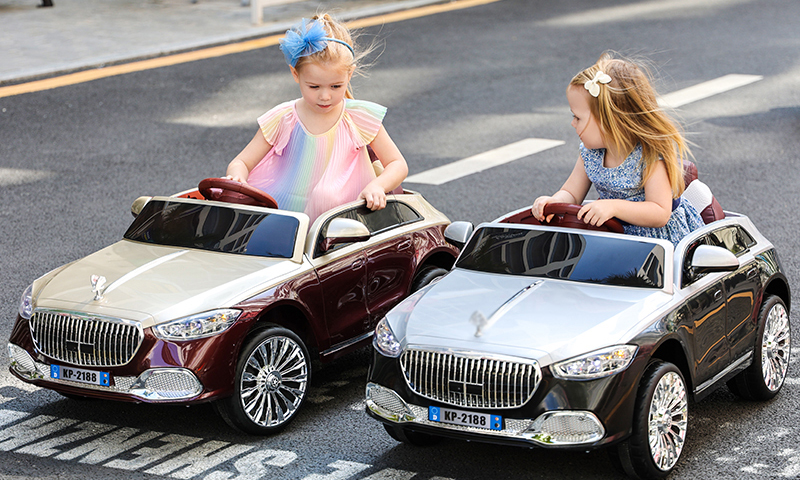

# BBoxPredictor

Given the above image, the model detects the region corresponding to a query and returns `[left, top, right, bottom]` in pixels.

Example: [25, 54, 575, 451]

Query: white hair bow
[584, 71, 612, 97]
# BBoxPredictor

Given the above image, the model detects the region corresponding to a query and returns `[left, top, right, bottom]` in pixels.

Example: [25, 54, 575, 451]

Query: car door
[706, 226, 760, 360]
[312, 209, 370, 348]
[682, 237, 730, 384]
[359, 201, 421, 330]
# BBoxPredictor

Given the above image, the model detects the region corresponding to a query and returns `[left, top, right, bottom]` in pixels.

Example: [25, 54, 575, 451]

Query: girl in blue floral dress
[532, 53, 704, 246]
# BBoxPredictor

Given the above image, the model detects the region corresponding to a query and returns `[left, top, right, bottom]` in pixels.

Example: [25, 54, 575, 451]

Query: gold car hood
[34, 239, 304, 328]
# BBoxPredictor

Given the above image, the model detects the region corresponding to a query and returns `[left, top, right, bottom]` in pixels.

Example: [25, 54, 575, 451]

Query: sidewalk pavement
[0, 0, 441, 84]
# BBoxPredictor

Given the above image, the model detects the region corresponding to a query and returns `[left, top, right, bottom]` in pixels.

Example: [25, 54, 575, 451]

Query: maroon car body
[9, 187, 458, 434]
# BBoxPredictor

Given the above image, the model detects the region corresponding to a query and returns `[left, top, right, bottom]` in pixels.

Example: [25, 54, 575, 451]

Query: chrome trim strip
[695, 351, 752, 395]
[321, 331, 374, 357]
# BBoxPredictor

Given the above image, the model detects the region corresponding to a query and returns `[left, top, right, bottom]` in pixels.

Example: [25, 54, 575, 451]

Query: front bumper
[9, 342, 202, 401]
[366, 348, 647, 449]
[7, 311, 256, 404]
[366, 382, 606, 446]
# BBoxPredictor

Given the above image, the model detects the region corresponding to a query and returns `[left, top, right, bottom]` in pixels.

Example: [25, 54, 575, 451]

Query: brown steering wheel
[198, 178, 278, 209]
[542, 203, 625, 234]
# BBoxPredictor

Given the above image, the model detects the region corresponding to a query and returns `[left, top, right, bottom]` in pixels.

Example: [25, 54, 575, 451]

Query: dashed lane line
[405, 138, 565, 185]
[657, 74, 763, 109]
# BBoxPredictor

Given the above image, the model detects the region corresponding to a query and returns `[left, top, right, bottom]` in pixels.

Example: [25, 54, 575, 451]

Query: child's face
[567, 85, 605, 150]
[292, 62, 352, 115]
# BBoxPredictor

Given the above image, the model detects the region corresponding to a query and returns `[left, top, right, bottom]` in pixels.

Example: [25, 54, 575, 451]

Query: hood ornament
[90, 275, 107, 301]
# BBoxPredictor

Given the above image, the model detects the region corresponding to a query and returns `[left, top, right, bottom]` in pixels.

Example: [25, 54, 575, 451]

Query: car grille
[30, 310, 143, 367]
[400, 349, 541, 409]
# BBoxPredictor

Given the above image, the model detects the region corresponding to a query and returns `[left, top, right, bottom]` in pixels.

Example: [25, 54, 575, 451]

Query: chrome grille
[30, 310, 143, 367]
[400, 349, 541, 409]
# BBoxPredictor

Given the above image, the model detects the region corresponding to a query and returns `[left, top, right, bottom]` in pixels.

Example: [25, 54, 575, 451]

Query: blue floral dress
[581, 143, 704, 246]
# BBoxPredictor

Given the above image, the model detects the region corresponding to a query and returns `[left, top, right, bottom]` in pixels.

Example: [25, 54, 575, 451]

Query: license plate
[429, 406, 502, 431]
[50, 364, 109, 386]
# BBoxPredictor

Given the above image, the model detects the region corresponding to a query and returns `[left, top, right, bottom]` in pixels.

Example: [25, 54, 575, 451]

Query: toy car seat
[681, 160, 725, 224]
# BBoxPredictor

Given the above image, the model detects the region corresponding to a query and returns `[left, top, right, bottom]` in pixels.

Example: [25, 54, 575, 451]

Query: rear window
[124, 200, 299, 259]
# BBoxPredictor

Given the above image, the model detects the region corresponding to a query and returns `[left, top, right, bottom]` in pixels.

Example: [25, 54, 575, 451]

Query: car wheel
[727, 295, 791, 400]
[383, 424, 440, 446]
[610, 361, 688, 479]
[411, 266, 448, 292]
[215, 326, 310, 435]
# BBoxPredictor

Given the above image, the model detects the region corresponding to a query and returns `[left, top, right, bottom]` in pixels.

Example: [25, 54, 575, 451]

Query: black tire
[727, 295, 791, 400]
[411, 266, 448, 293]
[610, 361, 688, 479]
[383, 424, 440, 446]
[215, 326, 310, 435]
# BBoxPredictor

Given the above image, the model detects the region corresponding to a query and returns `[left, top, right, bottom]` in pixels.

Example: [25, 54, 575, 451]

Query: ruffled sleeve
[256, 100, 296, 155]
[341, 99, 387, 147]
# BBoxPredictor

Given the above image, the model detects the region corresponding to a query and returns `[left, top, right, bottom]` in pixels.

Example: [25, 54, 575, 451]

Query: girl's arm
[359, 126, 409, 210]
[578, 160, 673, 228]
[226, 130, 273, 183]
[532, 157, 592, 220]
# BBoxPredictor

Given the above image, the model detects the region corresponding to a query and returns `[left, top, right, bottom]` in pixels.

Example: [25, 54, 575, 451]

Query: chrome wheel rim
[762, 302, 791, 392]
[648, 371, 688, 471]
[240, 335, 308, 428]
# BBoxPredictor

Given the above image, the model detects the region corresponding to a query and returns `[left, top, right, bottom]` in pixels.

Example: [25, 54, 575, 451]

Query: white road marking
[363, 468, 417, 480]
[406, 74, 762, 186]
[658, 74, 763, 109]
[0, 168, 54, 187]
[405, 138, 565, 185]
[104, 434, 202, 471]
[302, 460, 371, 480]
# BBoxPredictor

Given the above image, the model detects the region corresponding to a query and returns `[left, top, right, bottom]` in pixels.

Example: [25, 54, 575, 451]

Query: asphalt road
[2, 0, 800, 479]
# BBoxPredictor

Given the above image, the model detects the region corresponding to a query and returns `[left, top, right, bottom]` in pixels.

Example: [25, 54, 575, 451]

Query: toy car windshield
[455, 226, 665, 289]
[124, 199, 299, 258]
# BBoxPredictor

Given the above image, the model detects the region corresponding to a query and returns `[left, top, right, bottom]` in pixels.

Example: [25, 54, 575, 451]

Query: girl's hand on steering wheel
[532, 196, 555, 222]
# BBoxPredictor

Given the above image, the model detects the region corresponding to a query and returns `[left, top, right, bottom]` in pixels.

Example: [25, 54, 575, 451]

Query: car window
[681, 226, 756, 287]
[124, 200, 299, 259]
[456, 227, 665, 289]
[314, 201, 422, 257]
[706, 226, 755, 256]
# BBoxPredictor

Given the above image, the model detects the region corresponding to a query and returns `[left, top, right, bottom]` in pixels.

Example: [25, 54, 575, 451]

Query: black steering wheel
[198, 178, 278, 209]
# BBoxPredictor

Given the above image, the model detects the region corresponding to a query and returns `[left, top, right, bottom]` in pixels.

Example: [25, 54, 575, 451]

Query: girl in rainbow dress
[226, 14, 408, 224]
[532, 53, 704, 246]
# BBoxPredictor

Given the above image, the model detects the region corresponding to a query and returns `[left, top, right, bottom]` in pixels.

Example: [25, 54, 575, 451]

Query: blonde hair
[293, 13, 372, 99]
[570, 52, 691, 197]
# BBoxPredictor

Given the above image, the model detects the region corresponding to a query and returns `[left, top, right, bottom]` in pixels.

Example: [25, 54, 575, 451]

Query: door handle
[351, 258, 365, 270]
[397, 239, 412, 251]
[746, 267, 758, 280]
[714, 290, 723, 302]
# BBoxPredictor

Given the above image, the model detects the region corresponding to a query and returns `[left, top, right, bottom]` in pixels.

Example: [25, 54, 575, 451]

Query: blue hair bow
[279, 18, 354, 67]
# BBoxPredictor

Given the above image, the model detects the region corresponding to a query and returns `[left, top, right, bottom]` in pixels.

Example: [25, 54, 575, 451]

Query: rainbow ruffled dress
[247, 98, 387, 223]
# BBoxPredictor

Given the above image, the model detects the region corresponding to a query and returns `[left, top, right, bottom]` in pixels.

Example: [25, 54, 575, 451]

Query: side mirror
[131, 196, 153, 218]
[691, 245, 739, 273]
[321, 218, 370, 253]
[444, 221, 474, 250]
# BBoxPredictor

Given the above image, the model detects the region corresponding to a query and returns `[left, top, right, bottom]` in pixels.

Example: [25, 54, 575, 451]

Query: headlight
[154, 309, 241, 341]
[552, 345, 638, 380]
[19, 284, 34, 320]
[373, 317, 402, 358]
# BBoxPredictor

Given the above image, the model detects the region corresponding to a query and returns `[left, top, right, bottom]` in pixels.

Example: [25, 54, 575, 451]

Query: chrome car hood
[391, 268, 671, 366]
[34, 239, 304, 328]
